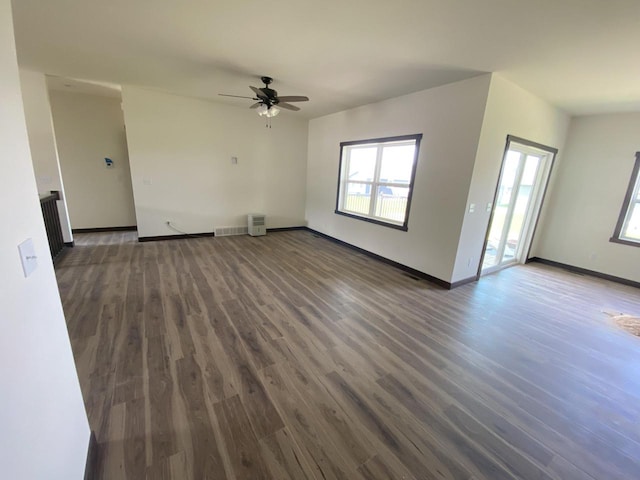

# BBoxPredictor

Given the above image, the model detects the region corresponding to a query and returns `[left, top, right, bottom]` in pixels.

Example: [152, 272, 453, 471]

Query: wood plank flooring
[55, 230, 640, 479]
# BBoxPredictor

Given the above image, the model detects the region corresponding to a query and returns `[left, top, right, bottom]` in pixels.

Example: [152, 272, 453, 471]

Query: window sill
[609, 236, 640, 248]
[335, 210, 408, 231]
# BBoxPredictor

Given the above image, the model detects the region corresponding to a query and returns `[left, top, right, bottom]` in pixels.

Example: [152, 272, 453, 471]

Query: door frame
[477, 135, 558, 278]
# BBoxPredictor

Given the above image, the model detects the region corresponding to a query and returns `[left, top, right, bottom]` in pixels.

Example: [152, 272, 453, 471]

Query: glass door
[482, 143, 546, 274]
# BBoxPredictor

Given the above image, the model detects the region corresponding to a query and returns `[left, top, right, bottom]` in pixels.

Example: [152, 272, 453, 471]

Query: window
[335, 134, 421, 230]
[611, 152, 640, 246]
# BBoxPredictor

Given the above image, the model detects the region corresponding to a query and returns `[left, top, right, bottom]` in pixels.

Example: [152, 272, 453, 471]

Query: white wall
[121, 86, 308, 238]
[306, 75, 492, 283]
[49, 90, 137, 229]
[0, 1, 90, 478]
[451, 75, 570, 282]
[534, 113, 640, 282]
[19, 69, 73, 243]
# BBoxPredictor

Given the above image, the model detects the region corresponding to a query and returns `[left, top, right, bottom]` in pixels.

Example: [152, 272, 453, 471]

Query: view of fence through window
[337, 135, 421, 229]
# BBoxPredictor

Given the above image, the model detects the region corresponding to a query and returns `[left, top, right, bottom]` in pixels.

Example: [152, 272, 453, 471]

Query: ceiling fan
[219, 76, 309, 119]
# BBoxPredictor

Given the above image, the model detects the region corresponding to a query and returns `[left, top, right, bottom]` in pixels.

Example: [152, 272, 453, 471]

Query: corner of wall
[450, 73, 570, 283]
[19, 68, 74, 243]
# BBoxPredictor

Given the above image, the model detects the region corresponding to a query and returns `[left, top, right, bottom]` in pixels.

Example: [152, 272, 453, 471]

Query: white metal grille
[214, 226, 248, 237]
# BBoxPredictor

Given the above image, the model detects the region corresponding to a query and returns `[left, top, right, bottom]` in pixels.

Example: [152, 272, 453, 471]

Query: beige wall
[306, 75, 492, 283]
[121, 86, 308, 238]
[19, 69, 73, 243]
[451, 75, 570, 282]
[50, 90, 136, 229]
[0, 1, 90, 478]
[534, 113, 640, 282]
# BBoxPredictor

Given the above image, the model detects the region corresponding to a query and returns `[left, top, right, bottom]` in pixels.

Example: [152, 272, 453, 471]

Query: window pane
[499, 154, 541, 262]
[497, 151, 521, 206]
[485, 151, 520, 267]
[343, 182, 371, 215]
[379, 144, 415, 184]
[501, 182, 535, 263]
[521, 155, 540, 186]
[375, 186, 408, 222]
[347, 147, 377, 181]
[623, 203, 640, 240]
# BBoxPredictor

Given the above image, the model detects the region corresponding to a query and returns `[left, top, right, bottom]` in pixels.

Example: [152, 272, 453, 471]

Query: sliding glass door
[482, 139, 554, 274]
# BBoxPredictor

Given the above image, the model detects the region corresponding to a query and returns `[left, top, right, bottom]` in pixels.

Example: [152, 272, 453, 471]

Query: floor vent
[214, 226, 248, 237]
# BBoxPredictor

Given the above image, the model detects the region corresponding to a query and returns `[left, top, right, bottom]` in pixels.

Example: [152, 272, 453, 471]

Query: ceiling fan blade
[276, 96, 309, 103]
[250, 86, 268, 99]
[277, 102, 300, 111]
[218, 94, 255, 99]
[249, 102, 261, 109]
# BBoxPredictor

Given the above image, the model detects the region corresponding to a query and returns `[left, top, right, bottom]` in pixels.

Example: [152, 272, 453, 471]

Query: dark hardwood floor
[55, 230, 640, 479]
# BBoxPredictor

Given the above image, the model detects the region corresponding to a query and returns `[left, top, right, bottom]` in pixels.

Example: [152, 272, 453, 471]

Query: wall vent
[214, 226, 248, 237]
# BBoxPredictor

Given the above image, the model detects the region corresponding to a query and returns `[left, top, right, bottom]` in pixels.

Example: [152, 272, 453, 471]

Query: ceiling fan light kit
[219, 76, 309, 127]
[256, 104, 280, 117]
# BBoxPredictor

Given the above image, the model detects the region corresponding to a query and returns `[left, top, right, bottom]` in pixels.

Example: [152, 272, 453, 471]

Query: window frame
[334, 134, 422, 231]
[610, 152, 640, 247]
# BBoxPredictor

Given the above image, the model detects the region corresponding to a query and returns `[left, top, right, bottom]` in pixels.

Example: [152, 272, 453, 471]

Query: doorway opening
[47, 76, 137, 234]
[480, 136, 557, 276]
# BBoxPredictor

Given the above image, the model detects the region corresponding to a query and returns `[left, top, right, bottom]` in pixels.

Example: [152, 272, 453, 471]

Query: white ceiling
[11, 0, 640, 118]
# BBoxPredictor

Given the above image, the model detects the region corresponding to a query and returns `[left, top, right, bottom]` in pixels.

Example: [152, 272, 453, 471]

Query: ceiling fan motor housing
[260, 77, 277, 101]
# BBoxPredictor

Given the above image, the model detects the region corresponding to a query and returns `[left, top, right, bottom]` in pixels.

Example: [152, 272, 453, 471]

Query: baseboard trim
[267, 226, 308, 232]
[73, 226, 137, 233]
[83, 431, 98, 480]
[138, 227, 305, 242]
[305, 228, 454, 289]
[450, 275, 479, 289]
[52, 245, 72, 265]
[528, 257, 640, 289]
[138, 232, 215, 242]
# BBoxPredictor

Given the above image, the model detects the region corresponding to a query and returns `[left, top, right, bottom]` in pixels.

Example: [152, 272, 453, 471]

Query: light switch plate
[18, 238, 38, 278]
